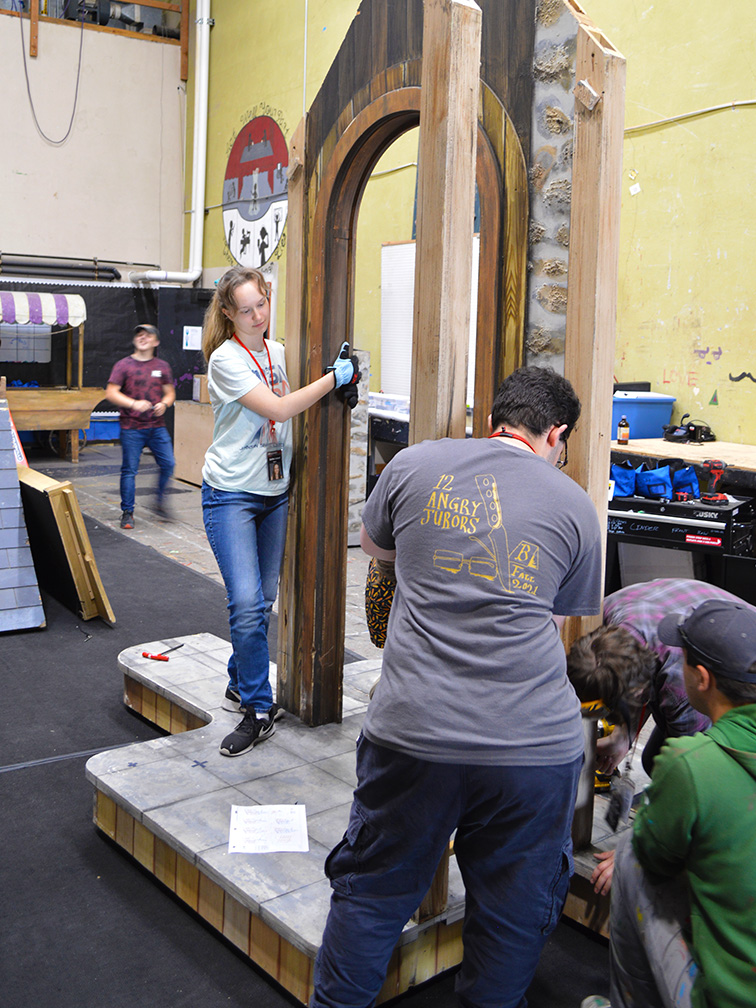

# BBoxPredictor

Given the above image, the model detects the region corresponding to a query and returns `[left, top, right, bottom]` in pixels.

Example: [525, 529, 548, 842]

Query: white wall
[0, 17, 185, 268]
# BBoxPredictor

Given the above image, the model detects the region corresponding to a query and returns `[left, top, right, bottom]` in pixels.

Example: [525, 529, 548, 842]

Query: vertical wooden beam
[30, 0, 39, 58]
[562, 17, 626, 847]
[278, 115, 308, 716]
[77, 322, 84, 390]
[180, 0, 189, 82]
[409, 0, 482, 445]
[563, 20, 625, 641]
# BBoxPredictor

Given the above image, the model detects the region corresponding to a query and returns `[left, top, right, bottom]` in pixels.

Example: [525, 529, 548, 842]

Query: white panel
[380, 237, 480, 405]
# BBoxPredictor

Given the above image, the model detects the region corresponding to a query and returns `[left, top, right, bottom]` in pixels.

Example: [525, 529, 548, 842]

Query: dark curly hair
[567, 625, 657, 724]
[490, 366, 581, 441]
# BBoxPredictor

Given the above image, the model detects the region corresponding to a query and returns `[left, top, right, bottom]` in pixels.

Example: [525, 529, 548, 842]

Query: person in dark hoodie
[587, 598, 756, 1008]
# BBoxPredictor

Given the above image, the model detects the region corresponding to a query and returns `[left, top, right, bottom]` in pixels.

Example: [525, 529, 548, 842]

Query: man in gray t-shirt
[311, 367, 603, 1008]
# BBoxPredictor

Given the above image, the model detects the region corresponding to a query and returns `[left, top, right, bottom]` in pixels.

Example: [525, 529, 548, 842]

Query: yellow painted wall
[579, 0, 756, 441]
[189, 0, 417, 389]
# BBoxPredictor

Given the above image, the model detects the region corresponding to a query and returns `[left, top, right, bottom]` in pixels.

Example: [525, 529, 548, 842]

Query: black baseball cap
[658, 599, 756, 682]
[134, 323, 160, 339]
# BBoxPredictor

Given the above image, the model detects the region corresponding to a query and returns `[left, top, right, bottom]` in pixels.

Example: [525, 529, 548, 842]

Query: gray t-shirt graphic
[362, 437, 603, 765]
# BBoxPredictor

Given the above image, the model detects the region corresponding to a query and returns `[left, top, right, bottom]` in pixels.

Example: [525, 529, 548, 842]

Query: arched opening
[279, 85, 528, 725]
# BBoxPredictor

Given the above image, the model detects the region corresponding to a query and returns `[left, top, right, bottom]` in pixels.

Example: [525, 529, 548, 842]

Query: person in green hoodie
[589, 598, 756, 1008]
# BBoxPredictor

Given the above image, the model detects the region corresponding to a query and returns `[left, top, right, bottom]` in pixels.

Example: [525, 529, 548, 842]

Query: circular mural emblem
[222, 115, 289, 268]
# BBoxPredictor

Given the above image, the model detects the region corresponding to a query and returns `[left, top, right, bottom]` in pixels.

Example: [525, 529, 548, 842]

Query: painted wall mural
[222, 114, 289, 268]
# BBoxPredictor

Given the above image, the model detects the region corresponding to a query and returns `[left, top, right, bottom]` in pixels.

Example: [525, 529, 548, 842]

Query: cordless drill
[701, 459, 727, 503]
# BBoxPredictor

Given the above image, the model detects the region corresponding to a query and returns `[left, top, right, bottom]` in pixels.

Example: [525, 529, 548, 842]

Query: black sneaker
[222, 686, 246, 713]
[268, 702, 284, 722]
[219, 709, 276, 757]
[120, 511, 134, 529]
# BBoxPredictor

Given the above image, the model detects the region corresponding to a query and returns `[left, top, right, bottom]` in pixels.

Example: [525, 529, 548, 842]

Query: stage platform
[86, 633, 622, 1004]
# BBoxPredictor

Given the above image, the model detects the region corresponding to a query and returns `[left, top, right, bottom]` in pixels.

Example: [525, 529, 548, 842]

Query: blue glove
[326, 341, 359, 388]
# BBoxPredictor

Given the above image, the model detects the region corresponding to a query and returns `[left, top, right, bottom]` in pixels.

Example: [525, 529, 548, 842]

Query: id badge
[267, 448, 284, 482]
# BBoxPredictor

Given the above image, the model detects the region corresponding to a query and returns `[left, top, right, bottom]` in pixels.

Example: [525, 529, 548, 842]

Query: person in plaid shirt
[568, 577, 755, 896]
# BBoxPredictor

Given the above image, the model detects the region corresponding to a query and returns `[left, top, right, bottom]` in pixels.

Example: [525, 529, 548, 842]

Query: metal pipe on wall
[129, 0, 212, 285]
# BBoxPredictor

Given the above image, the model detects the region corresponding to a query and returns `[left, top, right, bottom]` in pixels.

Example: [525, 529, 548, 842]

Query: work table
[611, 439, 756, 494]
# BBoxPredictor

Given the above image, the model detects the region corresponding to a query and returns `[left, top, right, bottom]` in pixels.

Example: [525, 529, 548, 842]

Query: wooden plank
[277, 114, 308, 716]
[115, 804, 135, 854]
[435, 918, 464, 972]
[562, 18, 626, 642]
[278, 939, 313, 1006]
[375, 947, 401, 1004]
[562, 16, 626, 847]
[222, 892, 251, 953]
[29, 0, 38, 57]
[154, 837, 178, 892]
[17, 467, 115, 624]
[611, 439, 756, 475]
[198, 873, 225, 931]
[180, 0, 189, 81]
[5, 387, 105, 432]
[155, 693, 172, 732]
[175, 852, 199, 909]
[249, 914, 281, 979]
[409, 0, 482, 444]
[133, 820, 155, 870]
[94, 790, 117, 840]
[478, 0, 536, 159]
[124, 675, 143, 715]
[502, 115, 528, 378]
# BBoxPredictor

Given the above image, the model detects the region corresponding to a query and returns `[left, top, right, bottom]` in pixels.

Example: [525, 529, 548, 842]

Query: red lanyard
[487, 429, 537, 453]
[232, 334, 277, 435]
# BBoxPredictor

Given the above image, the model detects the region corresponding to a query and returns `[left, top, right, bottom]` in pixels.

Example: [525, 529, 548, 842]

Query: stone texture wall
[526, 0, 579, 371]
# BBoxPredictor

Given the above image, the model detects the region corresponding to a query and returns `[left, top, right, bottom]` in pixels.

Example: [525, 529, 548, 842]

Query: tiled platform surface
[86, 631, 631, 1002]
[85, 632, 468, 1005]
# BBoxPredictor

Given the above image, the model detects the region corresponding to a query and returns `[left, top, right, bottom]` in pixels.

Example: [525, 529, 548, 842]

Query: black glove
[335, 353, 361, 409]
[324, 342, 361, 409]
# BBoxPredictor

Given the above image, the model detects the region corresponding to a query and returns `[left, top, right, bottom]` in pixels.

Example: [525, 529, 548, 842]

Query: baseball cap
[134, 323, 160, 339]
[658, 599, 756, 682]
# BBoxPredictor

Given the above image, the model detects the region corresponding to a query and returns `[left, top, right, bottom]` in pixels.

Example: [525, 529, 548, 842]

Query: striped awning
[0, 291, 87, 327]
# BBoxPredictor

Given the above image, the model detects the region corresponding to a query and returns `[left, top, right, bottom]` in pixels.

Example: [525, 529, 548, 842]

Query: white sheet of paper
[183, 325, 202, 350]
[228, 804, 309, 853]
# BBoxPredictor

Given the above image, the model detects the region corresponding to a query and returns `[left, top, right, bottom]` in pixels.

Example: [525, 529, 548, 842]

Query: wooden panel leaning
[17, 466, 115, 624]
[562, 4, 626, 848]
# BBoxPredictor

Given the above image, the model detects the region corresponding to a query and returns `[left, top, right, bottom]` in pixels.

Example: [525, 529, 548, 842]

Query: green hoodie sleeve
[631, 736, 701, 881]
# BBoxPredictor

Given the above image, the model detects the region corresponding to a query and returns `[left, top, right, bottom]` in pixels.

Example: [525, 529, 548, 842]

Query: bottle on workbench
[617, 414, 630, 445]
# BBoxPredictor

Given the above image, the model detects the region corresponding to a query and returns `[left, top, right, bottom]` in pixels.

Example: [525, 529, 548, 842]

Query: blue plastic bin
[80, 411, 120, 442]
[612, 392, 675, 440]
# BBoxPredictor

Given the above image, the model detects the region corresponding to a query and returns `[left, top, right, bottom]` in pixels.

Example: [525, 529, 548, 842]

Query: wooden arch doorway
[278, 0, 530, 726]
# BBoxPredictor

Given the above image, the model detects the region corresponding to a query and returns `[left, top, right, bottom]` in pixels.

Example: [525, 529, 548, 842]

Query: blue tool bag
[635, 464, 673, 500]
[672, 465, 700, 498]
[610, 460, 639, 497]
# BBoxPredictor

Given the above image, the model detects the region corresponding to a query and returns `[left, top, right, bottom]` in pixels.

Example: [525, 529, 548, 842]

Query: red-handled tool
[701, 459, 727, 503]
[142, 643, 184, 661]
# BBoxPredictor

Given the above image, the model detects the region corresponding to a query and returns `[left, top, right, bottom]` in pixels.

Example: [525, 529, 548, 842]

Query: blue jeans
[201, 482, 288, 714]
[311, 736, 583, 1008]
[119, 426, 175, 512]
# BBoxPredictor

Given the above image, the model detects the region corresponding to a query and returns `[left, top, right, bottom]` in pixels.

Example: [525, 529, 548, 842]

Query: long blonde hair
[202, 266, 270, 362]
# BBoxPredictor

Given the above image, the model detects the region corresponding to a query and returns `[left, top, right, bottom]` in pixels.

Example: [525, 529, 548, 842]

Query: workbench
[608, 439, 756, 602]
[611, 439, 756, 494]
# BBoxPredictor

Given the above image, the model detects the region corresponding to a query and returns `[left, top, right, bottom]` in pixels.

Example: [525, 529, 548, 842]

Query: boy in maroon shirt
[106, 324, 175, 529]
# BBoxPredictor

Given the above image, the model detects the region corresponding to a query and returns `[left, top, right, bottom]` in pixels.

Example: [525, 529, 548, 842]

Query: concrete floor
[30, 439, 385, 663]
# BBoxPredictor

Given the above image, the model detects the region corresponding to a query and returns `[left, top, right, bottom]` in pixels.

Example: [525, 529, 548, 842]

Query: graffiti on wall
[222, 115, 289, 268]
